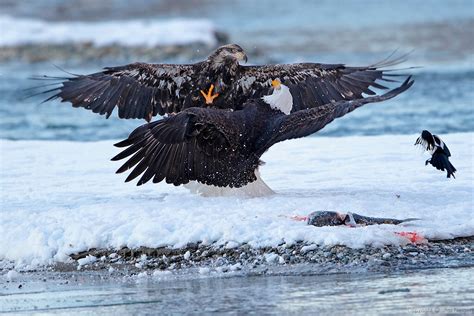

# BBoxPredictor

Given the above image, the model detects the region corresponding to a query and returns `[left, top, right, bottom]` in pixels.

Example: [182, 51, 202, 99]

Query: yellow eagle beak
[271, 79, 281, 90]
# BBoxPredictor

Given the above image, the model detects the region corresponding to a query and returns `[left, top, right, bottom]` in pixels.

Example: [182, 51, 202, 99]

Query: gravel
[0, 30, 232, 64]
[13, 236, 465, 276]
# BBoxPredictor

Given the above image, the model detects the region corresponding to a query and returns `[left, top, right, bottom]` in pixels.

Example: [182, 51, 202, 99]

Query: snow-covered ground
[1, 133, 473, 266]
[0, 15, 217, 47]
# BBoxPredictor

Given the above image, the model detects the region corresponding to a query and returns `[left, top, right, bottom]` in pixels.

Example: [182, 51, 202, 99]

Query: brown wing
[111, 108, 256, 187]
[262, 77, 414, 149]
[234, 57, 406, 112]
[41, 62, 200, 120]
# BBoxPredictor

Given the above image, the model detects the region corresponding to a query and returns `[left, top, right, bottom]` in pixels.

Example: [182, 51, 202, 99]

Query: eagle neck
[208, 56, 240, 77]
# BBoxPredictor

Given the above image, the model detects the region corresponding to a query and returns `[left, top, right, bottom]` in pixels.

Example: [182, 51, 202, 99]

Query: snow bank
[0, 15, 217, 47]
[1, 133, 473, 266]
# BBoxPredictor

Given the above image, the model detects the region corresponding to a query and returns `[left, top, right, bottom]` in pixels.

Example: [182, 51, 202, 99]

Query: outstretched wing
[39, 62, 199, 120]
[263, 76, 414, 148]
[433, 135, 451, 157]
[235, 56, 407, 112]
[111, 108, 254, 187]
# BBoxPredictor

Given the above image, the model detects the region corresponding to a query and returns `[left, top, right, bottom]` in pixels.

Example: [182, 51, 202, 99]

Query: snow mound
[0, 133, 473, 266]
[0, 15, 217, 47]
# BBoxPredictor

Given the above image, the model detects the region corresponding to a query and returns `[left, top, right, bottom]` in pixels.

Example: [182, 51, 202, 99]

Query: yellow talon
[200, 84, 219, 105]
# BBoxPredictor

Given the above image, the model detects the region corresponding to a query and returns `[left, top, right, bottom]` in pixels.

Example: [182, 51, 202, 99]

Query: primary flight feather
[39, 44, 406, 121]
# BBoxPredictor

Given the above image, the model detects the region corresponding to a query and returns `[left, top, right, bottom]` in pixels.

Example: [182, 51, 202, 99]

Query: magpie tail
[429, 152, 457, 178]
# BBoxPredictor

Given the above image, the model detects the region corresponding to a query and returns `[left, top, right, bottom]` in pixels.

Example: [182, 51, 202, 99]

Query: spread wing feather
[111, 108, 255, 187]
[36, 52, 409, 120]
[235, 60, 406, 112]
[263, 76, 414, 148]
[39, 62, 198, 120]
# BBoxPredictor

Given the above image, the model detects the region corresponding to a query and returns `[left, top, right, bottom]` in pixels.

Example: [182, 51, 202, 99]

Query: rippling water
[2, 267, 473, 314]
[1, 65, 472, 141]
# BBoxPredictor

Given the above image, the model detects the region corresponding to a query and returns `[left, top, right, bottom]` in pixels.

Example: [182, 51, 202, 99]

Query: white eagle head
[208, 44, 248, 67]
[262, 79, 293, 115]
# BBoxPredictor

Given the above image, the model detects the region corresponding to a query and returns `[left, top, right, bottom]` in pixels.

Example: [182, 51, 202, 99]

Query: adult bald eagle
[112, 77, 413, 189]
[40, 44, 406, 121]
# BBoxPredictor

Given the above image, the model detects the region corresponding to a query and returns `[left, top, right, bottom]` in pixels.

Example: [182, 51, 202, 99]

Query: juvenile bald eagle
[40, 44, 406, 121]
[112, 77, 413, 188]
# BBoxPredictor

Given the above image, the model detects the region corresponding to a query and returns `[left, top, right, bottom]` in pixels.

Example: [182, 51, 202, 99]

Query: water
[2, 267, 473, 314]
[0, 65, 473, 141]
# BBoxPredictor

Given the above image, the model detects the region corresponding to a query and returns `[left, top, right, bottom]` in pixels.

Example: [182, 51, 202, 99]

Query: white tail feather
[183, 169, 274, 197]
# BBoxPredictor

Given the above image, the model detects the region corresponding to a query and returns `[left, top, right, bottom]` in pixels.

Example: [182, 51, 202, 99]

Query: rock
[58, 237, 473, 275]
[382, 253, 392, 259]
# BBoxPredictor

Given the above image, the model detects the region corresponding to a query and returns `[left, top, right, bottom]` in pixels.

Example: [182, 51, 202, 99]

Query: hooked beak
[236, 51, 248, 63]
[271, 79, 281, 90]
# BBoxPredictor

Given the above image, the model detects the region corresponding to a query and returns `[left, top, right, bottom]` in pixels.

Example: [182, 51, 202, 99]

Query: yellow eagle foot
[200, 84, 219, 105]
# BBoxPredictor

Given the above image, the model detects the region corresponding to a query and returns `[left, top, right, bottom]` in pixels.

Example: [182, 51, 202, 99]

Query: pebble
[27, 237, 471, 275]
[0, 35, 230, 64]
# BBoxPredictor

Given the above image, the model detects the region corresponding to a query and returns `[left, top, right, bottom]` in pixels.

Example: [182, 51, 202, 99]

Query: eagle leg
[200, 84, 219, 105]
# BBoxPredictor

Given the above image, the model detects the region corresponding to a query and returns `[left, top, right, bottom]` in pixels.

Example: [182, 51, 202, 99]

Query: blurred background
[0, 0, 473, 141]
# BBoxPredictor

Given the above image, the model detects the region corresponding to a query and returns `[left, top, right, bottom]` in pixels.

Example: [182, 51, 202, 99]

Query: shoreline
[0, 41, 229, 64]
[3, 237, 472, 277]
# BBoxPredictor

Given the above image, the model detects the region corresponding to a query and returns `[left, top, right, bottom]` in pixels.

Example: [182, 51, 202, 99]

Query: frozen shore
[1, 133, 473, 270]
[0, 15, 220, 47]
[45, 237, 474, 276]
